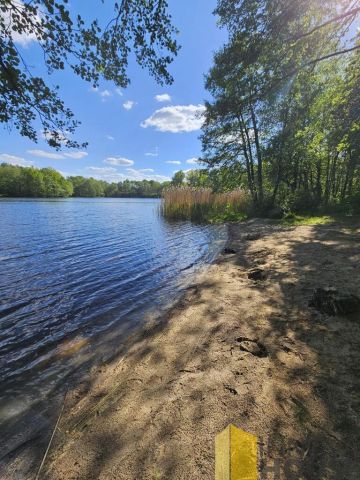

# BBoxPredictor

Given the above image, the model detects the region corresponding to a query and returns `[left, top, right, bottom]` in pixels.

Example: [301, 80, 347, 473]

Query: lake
[0, 198, 226, 425]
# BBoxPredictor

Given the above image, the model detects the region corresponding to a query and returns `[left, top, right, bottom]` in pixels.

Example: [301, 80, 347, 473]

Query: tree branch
[289, 6, 360, 42]
[295, 44, 360, 71]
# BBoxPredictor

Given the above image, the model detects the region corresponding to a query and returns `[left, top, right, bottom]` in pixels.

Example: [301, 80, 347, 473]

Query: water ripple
[0, 198, 226, 423]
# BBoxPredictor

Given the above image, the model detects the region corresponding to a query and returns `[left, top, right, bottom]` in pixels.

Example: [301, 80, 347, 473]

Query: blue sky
[1, 0, 227, 183]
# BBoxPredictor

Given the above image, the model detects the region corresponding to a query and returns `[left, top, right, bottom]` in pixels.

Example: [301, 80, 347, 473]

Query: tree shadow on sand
[2, 219, 360, 480]
[228, 219, 360, 480]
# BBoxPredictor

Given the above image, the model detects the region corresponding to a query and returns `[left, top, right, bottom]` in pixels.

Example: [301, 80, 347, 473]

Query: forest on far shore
[0, 163, 165, 198]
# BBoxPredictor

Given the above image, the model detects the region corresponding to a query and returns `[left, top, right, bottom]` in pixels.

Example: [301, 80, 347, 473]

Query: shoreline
[3, 218, 360, 479]
[0, 224, 227, 479]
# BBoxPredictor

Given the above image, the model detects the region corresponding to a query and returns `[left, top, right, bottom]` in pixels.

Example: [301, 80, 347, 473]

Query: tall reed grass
[161, 187, 251, 222]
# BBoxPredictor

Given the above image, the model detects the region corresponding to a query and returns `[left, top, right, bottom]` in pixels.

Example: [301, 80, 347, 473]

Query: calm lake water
[0, 198, 226, 424]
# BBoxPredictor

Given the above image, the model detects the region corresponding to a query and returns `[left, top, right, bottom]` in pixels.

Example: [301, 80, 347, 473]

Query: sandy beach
[7, 218, 360, 480]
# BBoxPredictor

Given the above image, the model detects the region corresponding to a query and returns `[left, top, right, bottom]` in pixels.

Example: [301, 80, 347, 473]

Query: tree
[0, 162, 22, 196]
[20, 167, 45, 196]
[0, 1, 179, 148]
[42, 167, 73, 196]
[171, 170, 185, 186]
[0, 163, 73, 197]
[0, 164, 168, 198]
[201, 0, 360, 211]
[186, 170, 209, 188]
[70, 177, 104, 197]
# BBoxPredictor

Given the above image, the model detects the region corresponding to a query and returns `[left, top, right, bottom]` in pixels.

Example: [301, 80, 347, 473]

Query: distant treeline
[0, 163, 167, 198]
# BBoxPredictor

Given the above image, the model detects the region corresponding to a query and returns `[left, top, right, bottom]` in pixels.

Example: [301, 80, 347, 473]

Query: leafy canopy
[200, 0, 360, 212]
[0, 0, 179, 148]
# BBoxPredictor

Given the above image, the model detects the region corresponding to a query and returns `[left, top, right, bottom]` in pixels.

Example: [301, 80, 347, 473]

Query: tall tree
[201, 0, 360, 210]
[171, 170, 185, 186]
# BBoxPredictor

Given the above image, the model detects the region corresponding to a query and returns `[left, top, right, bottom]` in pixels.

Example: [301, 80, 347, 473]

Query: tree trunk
[237, 116, 258, 204]
[249, 104, 263, 205]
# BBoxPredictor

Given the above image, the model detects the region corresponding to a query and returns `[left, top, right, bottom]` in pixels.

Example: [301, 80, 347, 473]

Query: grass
[279, 214, 336, 227]
[161, 187, 250, 223]
[161, 188, 359, 226]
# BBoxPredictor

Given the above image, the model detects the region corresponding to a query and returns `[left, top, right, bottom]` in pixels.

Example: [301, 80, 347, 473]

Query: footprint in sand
[236, 337, 268, 358]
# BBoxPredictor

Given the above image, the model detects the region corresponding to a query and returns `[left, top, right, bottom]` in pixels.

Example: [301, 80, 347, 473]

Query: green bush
[281, 190, 320, 215]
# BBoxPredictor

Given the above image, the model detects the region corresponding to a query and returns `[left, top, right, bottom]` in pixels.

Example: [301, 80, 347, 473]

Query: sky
[1, 0, 228, 183]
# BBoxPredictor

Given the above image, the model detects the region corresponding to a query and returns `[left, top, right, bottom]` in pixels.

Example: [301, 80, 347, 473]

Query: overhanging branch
[289, 6, 360, 42]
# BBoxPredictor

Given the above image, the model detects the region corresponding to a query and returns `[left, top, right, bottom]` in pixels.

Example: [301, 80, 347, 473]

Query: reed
[161, 187, 251, 222]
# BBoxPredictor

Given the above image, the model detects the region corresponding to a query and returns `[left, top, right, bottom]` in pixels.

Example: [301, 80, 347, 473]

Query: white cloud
[155, 93, 171, 103]
[87, 170, 170, 183]
[145, 147, 159, 157]
[90, 173, 126, 183]
[123, 100, 136, 110]
[141, 104, 206, 133]
[99, 89, 112, 98]
[186, 157, 200, 165]
[126, 168, 142, 176]
[166, 161, 181, 165]
[12, 29, 37, 48]
[89, 87, 112, 100]
[145, 174, 170, 181]
[126, 168, 155, 177]
[125, 168, 169, 181]
[27, 149, 64, 160]
[0, 153, 33, 166]
[151, 175, 170, 181]
[106, 135, 115, 141]
[115, 88, 123, 97]
[104, 157, 134, 166]
[87, 167, 117, 174]
[27, 149, 87, 160]
[63, 151, 88, 159]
